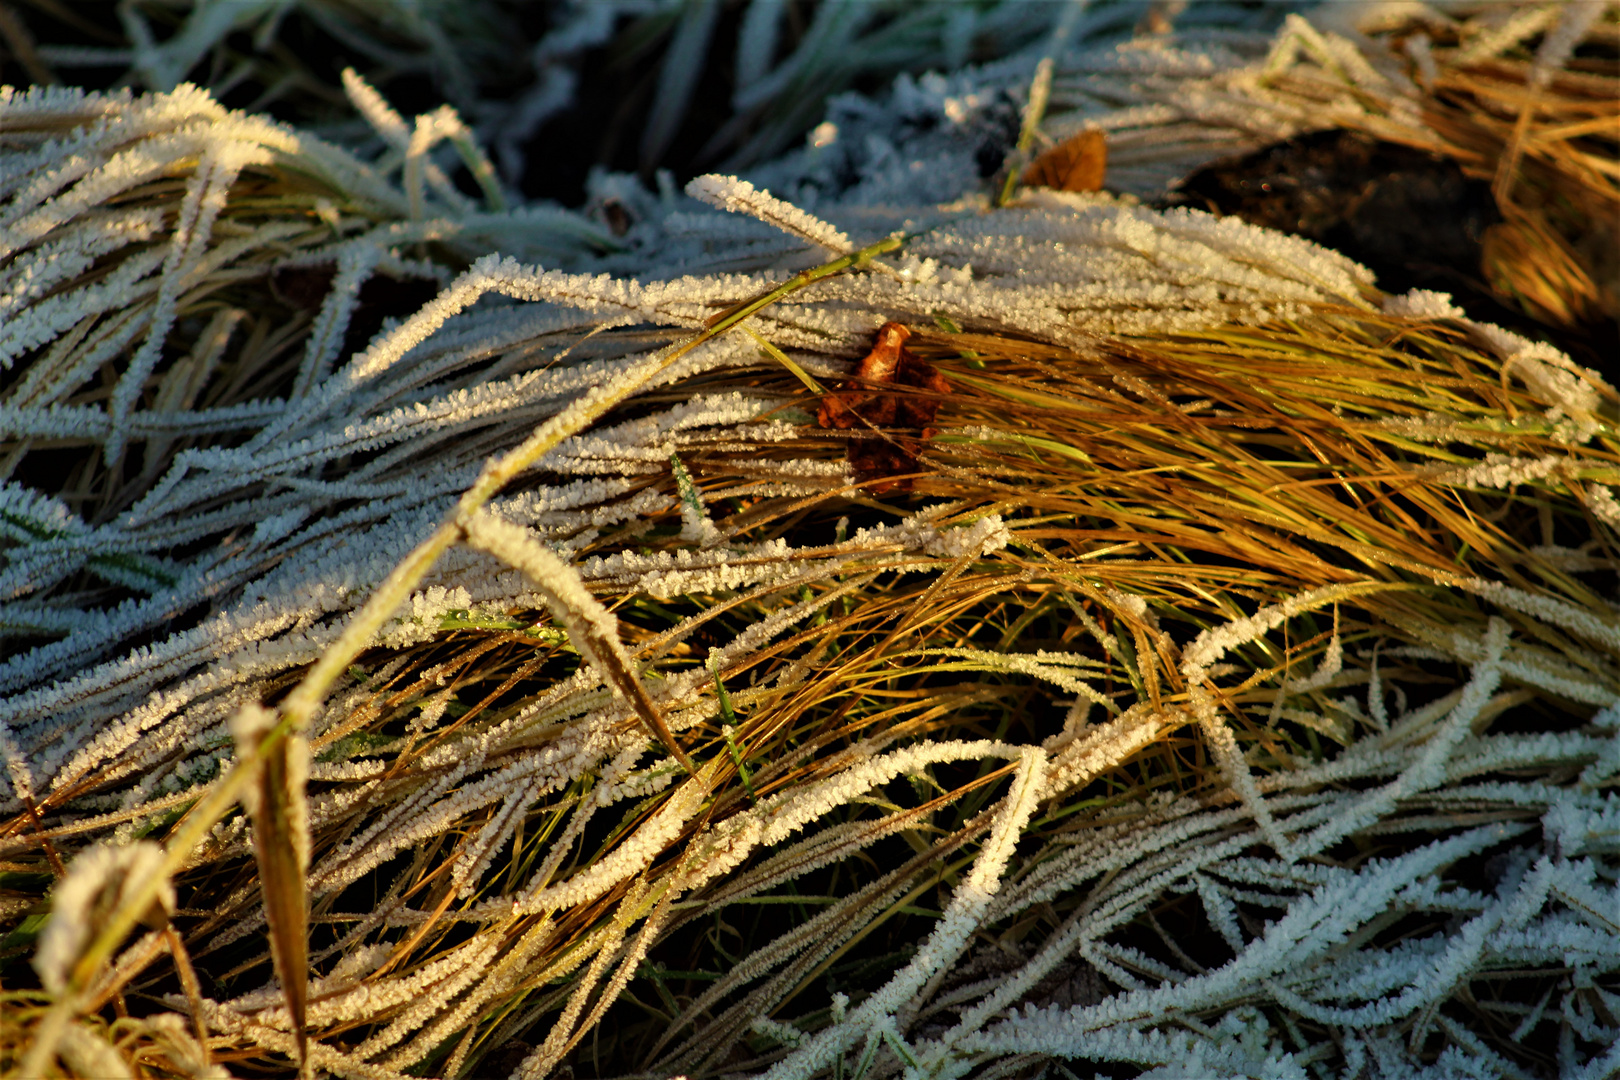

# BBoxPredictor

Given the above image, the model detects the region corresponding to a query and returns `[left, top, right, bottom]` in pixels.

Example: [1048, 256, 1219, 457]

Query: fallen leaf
[818, 322, 951, 492]
[1022, 129, 1108, 192]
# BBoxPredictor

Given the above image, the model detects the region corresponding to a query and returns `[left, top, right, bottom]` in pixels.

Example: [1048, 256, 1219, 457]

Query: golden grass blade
[231, 702, 311, 1077]
[744, 325, 826, 396]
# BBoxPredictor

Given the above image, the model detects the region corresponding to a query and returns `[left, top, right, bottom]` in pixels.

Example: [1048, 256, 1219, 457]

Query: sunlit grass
[2, 5, 1618, 1079]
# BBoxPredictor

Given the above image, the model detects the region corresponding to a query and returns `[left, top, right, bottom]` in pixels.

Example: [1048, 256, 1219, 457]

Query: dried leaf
[816, 323, 949, 430]
[1022, 128, 1108, 192]
[817, 322, 951, 492]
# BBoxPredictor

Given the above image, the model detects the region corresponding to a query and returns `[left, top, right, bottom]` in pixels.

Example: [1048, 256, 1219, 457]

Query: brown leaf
[817, 323, 952, 429]
[259, 733, 310, 1076]
[817, 322, 951, 492]
[1022, 129, 1108, 193]
[233, 704, 310, 1076]
[846, 437, 929, 494]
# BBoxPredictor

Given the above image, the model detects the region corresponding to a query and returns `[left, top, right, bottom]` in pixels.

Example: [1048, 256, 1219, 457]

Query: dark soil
[1164, 129, 1618, 381]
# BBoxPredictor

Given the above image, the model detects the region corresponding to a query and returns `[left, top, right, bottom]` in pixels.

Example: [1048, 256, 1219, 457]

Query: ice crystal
[685, 174, 853, 254]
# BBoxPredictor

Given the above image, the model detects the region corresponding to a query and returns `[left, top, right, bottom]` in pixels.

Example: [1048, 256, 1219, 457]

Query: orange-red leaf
[817, 322, 951, 493]
[1022, 129, 1108, 193]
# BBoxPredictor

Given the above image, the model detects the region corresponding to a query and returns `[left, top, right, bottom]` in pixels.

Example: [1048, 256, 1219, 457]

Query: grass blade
[231, 703, 310, 1076]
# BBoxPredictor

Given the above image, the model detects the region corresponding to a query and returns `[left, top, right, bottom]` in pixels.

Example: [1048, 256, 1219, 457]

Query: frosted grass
[4, 6, 1618, 1077]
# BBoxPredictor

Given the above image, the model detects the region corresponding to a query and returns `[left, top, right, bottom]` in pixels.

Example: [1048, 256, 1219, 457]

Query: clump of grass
[0, 74, 614, 610]
[7, 232, 1617, 1076]
[1335, 4, 1619, 335]
[3, 12, 1618, 1080]
[561, 313, 1617, 1079]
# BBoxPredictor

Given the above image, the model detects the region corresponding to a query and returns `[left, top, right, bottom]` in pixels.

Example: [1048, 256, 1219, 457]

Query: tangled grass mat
[1, 4, 1617, 1078]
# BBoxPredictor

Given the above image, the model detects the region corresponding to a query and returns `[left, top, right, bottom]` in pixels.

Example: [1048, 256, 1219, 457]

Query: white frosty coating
[56, 1025, 134, 1080]
[903, 647, 1114, 709]
[662, 739, 1026, 914]
[518, 772, 708, 915]
[340, 67, 409, 148]
[458, 512, 628, 693]
[684, 173, 853, 253]
[948, 822, 1542, 1059]
[1181, 583, 1383, 683]
[1295, 619, 1514, 857]
[1466, 321, 1606, 441]
[669, 452, 724, 548]
[1457, 578, 1620, 655]
[34, 840, 173, 994]
[1192, 683, 1288, 856]
[1589, 486, 1620, 530]
[227, 700, 276, 816]
[1526, 2, 1610, 94]
[290, 241, 383, 400]
[1381, 288, 1464, 320]
[922, 513, 1012, 558]
[1267, 628, 1344, 726]
[404, 105, 479, 220]
[1438, 453, 1569, 490]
